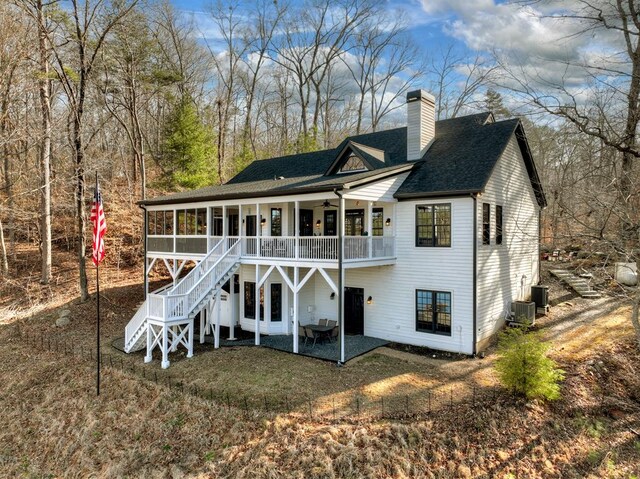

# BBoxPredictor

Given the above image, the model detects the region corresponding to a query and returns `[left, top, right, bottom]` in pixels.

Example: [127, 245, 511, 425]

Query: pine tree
[161, 97, 216, 189]
[495, 326, 565, 401]
[484, 89, 510, 119]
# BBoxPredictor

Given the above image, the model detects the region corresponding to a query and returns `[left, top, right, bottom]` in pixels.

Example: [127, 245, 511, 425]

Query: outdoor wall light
[385, 218, 391, 226]
[261, 217, 266, 226]
[330, 292, 335, 300]
[367, 296, 373, 304]
[316, 219, 321, 228]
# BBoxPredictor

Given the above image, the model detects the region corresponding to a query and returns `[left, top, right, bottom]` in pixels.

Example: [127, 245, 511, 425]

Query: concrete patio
[220, 334, 389, 362]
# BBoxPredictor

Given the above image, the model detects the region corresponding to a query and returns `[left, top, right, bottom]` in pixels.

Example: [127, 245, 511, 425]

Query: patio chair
[298, 326, 307, 346]
[304, 326, 317, 348]
[330, 326, 338, 342]
[318, 318, 328, 326]
[326, 320, 337, 328]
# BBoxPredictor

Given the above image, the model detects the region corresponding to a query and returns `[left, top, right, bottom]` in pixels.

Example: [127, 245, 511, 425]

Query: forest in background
[0, 0, 638, 330]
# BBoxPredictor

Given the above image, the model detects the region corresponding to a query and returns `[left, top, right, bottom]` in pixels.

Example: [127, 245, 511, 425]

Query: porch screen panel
[164, 211, 174, 235]
[196, 208, 207, 235]
[177, 210, 186, 235]
[186, 209, 197, 235]
[211, 208, 223, 236]
[147, 211, 156, 235]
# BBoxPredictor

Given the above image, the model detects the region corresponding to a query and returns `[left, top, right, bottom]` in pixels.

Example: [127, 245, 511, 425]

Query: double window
[416, 290, 452, 335]
[244, 281, 280, 322]
[416, 204, 451, 247]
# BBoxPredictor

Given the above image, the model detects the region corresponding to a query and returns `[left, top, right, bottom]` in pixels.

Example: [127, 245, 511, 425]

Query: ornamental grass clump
[495, 324, 565, 401]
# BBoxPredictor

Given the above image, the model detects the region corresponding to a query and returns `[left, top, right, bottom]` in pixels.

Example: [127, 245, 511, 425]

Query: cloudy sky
[170, 0, 626, 117]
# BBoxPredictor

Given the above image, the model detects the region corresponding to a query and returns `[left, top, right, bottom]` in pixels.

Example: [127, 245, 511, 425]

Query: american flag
[90, 183, 107, 267]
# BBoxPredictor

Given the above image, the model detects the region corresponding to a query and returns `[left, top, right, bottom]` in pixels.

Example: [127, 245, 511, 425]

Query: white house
[124, 90, 546, 368]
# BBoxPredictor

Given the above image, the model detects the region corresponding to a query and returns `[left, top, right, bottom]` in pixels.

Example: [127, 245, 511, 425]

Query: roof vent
[406, 89, 435, 161]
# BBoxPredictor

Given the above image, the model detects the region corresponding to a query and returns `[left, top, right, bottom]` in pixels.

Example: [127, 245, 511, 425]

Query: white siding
[347, 198, 475, 354]
[343, 173, 410, 202]
[476, 136, 540, 344]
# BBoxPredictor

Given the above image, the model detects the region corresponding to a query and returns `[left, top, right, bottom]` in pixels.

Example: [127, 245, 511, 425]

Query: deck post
[215, 289, 221, 348]
[367, 201, 373, 258]
[294, 200, 299, 260]
[229, 269, 236, 340]
[238, 204, 243, 254]
[255, 263, 260, 345]
[199, 307, 206, 344]
[161, 325, 170, 369]
[293, 266, 299, 353]
[338, 194, 346, 364]
[222, 204, 227, 248]
[144, 322, 152, 363]
[256, 202, 261, 259]
[187, 322, 193, 358]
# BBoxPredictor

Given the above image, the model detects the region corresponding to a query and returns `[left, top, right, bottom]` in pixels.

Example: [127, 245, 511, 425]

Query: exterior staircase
[550, 269, 601, 298]
[124, 239, 241, 366]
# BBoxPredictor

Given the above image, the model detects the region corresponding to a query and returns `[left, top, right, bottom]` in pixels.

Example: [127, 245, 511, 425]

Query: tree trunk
[37, 2, 52, 285]
[632, 288, 640, 349]
[0, 214, 8, 276]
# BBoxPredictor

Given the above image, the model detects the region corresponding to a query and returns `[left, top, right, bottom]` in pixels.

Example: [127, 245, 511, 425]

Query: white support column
[238, 204, 243, 254]
[144, 322, 152, 363]
[367, 201, 373, 259]
[294, 200, 299, 259]
[170, 326, 178, 352]
[222, 205, 228, 247]
[256, 202, 261, 259]
[255, 263, 260, 345]
[199, 308, 206, 344]
[293, 266, 299, 353]
[339, 195, 346, 364]
[229, 270, 236, 340]
[187, 322, 194, 358]
[161, 325, 170, 369]
[215, 289, 221, 348]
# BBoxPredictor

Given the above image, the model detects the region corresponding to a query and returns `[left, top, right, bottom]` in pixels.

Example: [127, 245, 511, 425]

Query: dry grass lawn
[1, 248, 640, 478]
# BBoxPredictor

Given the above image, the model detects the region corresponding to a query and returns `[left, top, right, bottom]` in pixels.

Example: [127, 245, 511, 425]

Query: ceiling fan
[313, 200, 338, 209]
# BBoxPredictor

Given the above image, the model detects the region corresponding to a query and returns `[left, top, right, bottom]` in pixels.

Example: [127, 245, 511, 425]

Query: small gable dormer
[326, 141, 386, 176]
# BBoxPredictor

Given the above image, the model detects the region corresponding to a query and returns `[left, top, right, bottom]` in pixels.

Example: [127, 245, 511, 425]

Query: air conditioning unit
[511, 301, 536, 326]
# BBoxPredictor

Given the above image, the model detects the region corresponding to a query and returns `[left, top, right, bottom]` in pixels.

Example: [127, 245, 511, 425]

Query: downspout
[472, 194, 477, 356]
[334, 187, 344, 365]
[139, 204, 148, 299]
[538, 208, 543, 285]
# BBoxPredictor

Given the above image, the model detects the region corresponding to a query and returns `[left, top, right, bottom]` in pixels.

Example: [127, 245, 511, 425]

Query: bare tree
[48, 0, 138, 301]
[495, 0, 640, 343]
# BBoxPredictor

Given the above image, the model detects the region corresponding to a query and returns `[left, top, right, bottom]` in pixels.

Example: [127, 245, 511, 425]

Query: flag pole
[96, 171, 101, 396]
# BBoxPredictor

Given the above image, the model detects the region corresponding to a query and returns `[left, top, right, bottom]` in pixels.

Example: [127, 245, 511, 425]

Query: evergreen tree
[484, 88, 510, 119]
[160, 97, 216, 189]
[495, 326, 565, 401]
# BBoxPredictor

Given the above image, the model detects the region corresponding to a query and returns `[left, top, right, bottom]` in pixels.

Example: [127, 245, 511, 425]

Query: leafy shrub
[495, 325, 565, 400]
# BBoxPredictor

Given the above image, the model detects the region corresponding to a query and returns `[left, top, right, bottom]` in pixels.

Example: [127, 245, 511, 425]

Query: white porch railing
[239, 236, 394, 261]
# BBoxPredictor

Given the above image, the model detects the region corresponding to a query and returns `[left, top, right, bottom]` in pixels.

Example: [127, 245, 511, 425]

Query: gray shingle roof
[141, 112, 546, 207]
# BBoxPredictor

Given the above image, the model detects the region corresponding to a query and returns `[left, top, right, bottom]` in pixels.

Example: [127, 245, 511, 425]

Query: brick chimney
[406, 89, 436, 161]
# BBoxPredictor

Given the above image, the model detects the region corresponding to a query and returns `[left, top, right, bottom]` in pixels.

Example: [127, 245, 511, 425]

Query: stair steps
[550, 270, 602, 298]
[123, 239, 241, 357]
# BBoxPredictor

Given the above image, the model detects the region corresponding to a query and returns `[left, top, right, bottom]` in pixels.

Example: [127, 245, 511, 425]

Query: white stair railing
[159, 239, 241, 321]
[166, 238, 225, 296]
[124, 301, 149, 351]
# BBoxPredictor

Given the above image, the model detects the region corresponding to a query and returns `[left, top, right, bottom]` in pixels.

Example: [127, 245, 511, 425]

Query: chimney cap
[406, 89, 435, 104]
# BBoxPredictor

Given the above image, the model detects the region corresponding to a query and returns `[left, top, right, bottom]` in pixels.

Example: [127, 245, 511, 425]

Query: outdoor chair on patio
[304, 326, 317, 347]
[327, 320, 338, 341]
[318, 318, 328, 326]
[298, 325, 308, 346]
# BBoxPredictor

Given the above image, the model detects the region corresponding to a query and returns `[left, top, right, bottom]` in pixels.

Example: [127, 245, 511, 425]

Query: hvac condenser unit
[511, 301, 536, 326]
